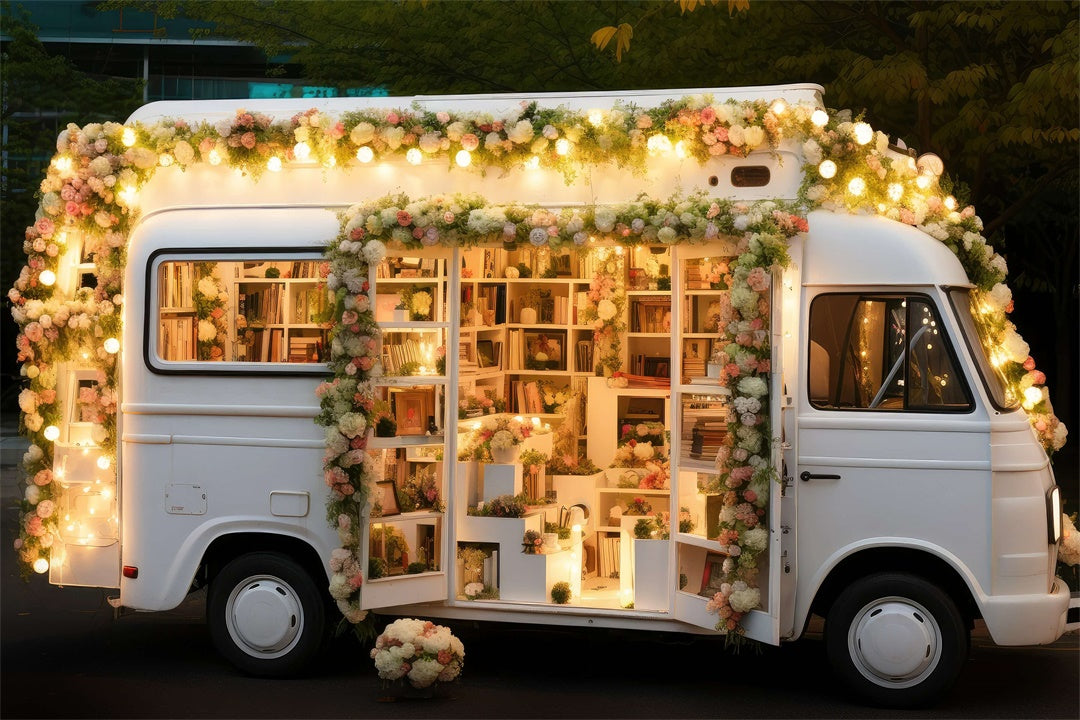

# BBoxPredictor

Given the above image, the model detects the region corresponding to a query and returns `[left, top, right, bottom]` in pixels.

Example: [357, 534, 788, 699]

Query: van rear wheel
[825, 572, 968, 708]
[208, 552, 325, 676]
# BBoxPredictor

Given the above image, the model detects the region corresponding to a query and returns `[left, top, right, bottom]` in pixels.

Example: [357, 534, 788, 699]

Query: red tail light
[122, 565, 139, 579]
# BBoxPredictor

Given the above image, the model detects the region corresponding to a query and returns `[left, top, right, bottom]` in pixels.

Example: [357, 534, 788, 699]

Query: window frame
[946, 286, 1019, 412]
[807, 291, 975, 414]
[144, 247, 331, 377]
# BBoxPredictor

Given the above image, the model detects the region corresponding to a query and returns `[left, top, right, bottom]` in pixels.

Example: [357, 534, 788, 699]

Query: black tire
[825, 572, 968, 708]
[208, 552, 326, 677]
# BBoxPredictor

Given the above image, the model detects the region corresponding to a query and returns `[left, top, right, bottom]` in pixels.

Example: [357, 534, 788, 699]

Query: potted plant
[462, 415, 530, 465]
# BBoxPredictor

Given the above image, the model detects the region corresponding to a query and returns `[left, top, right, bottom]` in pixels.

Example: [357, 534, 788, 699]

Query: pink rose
[461, 134, 479, 151]
[1023, 357, 1036, 371]
[26, 516, 44, 537]
[240, 132, 256, 149]
[386, 112, 400, 125]
[34, 469, 53, 486]
[396, 210, 412, 226]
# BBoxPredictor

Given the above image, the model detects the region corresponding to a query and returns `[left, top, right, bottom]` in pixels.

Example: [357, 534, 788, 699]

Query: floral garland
[7, 96, 1065, 636]
[193, 263, 229, 361]
[578, 248, 626, 374]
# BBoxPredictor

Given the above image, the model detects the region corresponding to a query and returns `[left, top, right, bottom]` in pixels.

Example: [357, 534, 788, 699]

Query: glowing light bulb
[455, 149, 472, 167]
[356, 146, 374, 163]
[588, 110, 604, 127]
[43, 425, 60, 442]
[208, 149, 222, 166]
[674, 140, 687, 159]
[39, 270, 56, 286]
[853, 122, 873, 145]
[267, 156, 282, 172]
[97, 456, 111, 470]
[811, 110, 829, 127]
[524, 156, 540, 171]
[406, 148, 422, 165]
[555, 138, 570, 156]
[944, 195, 957, 211]
[121, 127, 137, 147]
[33, 558, 49, 574]
[770, 99, 788, 115]
[103, 337, 120, 354]
[818, 160, 837, 179]
[293, 142, 311, 161]
[53, 157, 73, 173]
[647, 134, 672, 154]
[887, 183, 904, 202]
[1023, 386, 1043, 407]
[532, 417, 541, 427]
[916, 174, 931, 190]
[159, 153, 175, 167]
[848, 177, 866, 196]
[118, 186, 138, 207]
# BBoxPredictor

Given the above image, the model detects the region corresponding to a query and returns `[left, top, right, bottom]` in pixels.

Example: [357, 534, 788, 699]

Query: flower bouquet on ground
[371, 618, 464, 696]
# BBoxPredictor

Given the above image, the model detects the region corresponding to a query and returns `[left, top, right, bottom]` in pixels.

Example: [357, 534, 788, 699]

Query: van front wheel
[208, 552, 326, 676]
[825, 573, 968, 708]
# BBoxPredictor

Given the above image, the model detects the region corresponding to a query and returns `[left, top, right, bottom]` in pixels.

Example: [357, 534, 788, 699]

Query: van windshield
[947, 288, 1018, 410]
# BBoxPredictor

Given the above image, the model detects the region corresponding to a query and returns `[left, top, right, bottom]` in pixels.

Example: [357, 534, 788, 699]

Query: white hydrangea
[1001, 327, 1029, 363]
[742, 527, 768, 554]
[729, 586, 761, 613]
[801, 139, 823, 165]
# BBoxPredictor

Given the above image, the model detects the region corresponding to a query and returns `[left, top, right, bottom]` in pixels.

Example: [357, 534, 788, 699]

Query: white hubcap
[849, 597, 941, 688]
[225, 574, 304, 658]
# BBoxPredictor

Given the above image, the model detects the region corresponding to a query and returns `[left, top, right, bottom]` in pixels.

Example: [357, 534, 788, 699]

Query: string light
[207, 149, 222, 166]
[323, 156, 336, 168]
[555, 138, 570, 156]
[158, 153, 175, 167]
[811, 110, 829, 127]
[853, 122, 873, 145]
[524, 156, 540, 171]
[356, 146, 374, 163]
[818, 160, 837, 179]
[847, 177, 866, 196]
[916, 174, 931, 190]
[39, 270, 56, 286]
[588, 110, 604, 127]
[266, 156, 283, 172]
[33, 558, 49, 574]
[887, 183, 904, 202]
[103, 337, 120, 354]
[43, 425, 60, 442]
[52, 157, 73, 173]
[944, 195, 957, 211]
[647, 134, 672, 154]
[770, 100, 788, 115]
[1023, 386, 1043, 408]
[675, 140, 687, 159]
[121, 127, 137, 147]
[455, 150, 472, 167]
[406, 148, 423, 165]
[97, 456, 111, 470]
[293, 142, 311, 161]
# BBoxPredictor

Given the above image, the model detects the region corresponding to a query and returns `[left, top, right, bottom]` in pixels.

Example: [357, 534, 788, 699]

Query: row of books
[510, 380, 545, 414]
[630, 298, 671, 333]
[287, 335, 324, 363]
[597, 535, 621, 579]
[160, 263, 194, 309]
[159, 318, 194, 360]
[292, 288, 326, 325]
[383, 338, 425, 373]
[241, 328, 284, 363]
[239, 285, 284, 325]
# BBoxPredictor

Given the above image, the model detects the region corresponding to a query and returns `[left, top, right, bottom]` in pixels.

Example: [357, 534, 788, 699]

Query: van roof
[126, 83, 824, 126]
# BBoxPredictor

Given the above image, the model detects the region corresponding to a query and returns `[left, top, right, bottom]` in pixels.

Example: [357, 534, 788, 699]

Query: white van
[19, 84, 1074, 707]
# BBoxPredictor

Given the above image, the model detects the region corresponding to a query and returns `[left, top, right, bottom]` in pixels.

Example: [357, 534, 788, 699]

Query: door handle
[800, 471, 841, 482]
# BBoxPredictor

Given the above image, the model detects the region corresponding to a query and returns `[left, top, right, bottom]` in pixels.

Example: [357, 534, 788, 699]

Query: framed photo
[552, 253, 573, 277]
[394, 389, 432, 436]
[698, 552, 727, 598]
[523, 330, 565, 371]
[476, 339, 495, 368]
[643, 356, 671, 378]
[374, 480, 401, 517]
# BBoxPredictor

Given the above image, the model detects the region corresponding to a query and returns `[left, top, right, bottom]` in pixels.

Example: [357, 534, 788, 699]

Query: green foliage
[406, 561, 428, 574]
[368, 557, 388, 579]
[550, 581, 571, 604]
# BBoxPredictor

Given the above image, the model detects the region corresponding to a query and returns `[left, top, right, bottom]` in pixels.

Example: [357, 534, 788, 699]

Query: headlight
[1046, 486, 1062, 544]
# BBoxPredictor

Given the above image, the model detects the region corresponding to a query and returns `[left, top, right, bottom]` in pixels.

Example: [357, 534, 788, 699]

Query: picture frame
[643, 356, 671, 378]
[523, 330, 565, 371]
[552, 253, 573, 277]
[698, 552, 727, 598]
[476, 339, 495, 368]
[394, 389, 432, 436]
[374, 479, 401, 517]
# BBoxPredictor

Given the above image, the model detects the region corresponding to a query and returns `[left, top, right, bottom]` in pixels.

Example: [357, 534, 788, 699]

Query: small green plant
[541, 266, 558, 278]
[406, 561, 428, 574]
[657, 276, 671, 291]
[375, 415, 397, 437]
[634, 517, 660, 539]
[515, 262, 532, 278]
[470, 493, 527, 518]
[679, 573, 688, 590]
[545, 522, 571, 540]
[368, 557, 388, 579]
[264, 267, 280, 278]
[550, 581, 571, 604]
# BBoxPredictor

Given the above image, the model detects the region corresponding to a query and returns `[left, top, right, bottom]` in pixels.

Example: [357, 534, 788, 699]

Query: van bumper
[980, 576, 1071, 646]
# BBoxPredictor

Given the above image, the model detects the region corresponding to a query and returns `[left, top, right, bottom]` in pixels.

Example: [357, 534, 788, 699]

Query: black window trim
[807, 291, 975, 415]
[145, 247, 332, 377]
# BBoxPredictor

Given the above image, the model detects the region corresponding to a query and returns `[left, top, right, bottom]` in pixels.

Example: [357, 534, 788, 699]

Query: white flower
[1001, 327, 1029, 364]
[729, 586, 760, 613]
[594, 207, 617, 233]
[632, 442, 654, 460]
[737, 376, 769, 398]
[507, 120, 534, 144]
[597, 299, 617, 321]
[505, 266, 520, 279]
[529, 227, 548, 246]
[197, 320, 218, 342]
[464, 582, 484, 597]
[728, 125, 746, 147]
[363, 240, 386, 265]
[744, 126, 765, 148]
[801, 139, 822, 165]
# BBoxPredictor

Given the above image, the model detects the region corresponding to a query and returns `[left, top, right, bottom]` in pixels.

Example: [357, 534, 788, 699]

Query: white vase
[519, 307, 537, 325]
[490, 445, 520, 465]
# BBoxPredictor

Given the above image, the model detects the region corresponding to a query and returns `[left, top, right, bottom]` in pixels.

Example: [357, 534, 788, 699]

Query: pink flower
[700, 107, 716, 125]
[240, 132, 256, 149]
[1023, 357, 1036, 371]
[436, 111, 450, 124]
[386, 112, 400, 125]
[350, 227, 365, 240]
[348, 573, 364, 589]
[26, 516, 44, 537]
[35, 218, 54, 237]
[24, 322, 43, 343]
[396, 210, 412, 226]
[443, 211, 455, 223]
[34, 470, 53, 486]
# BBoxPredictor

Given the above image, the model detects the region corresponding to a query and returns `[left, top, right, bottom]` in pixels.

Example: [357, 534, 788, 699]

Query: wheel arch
[805, 544, 979, 635]
[200, 532, 330, 592]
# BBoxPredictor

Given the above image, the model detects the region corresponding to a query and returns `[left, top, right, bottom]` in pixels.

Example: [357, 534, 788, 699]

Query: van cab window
[155, 258, 326, 364]
[808, 294, 972, 412]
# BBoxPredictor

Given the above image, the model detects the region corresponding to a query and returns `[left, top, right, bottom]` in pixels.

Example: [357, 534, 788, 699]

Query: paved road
[2, 442, 1077, 719]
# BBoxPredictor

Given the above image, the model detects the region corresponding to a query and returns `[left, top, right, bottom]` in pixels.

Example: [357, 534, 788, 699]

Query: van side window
[156, 259, 326, 364]
[808, 294, 972, 412]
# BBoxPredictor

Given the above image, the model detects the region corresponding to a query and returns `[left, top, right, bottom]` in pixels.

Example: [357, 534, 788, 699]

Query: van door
[795, 289, 989, 617]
